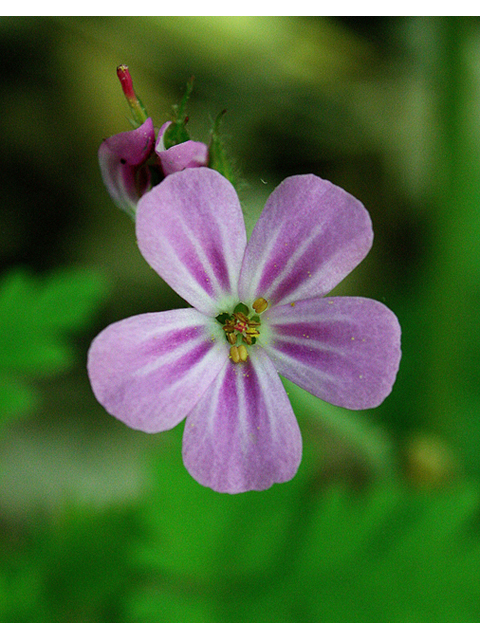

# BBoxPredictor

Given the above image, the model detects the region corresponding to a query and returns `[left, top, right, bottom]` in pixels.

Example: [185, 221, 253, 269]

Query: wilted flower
[88, 168, 401, 493]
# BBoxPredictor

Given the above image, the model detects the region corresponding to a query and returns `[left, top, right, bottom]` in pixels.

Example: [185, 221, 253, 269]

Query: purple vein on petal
[87, 308, 228, 433]
[264, 297, 401, 410]
[239, 175, 373, 306]
[165, 219, 232, 299]
[136, 168, 247, 315]
[183, 347, 302, 493]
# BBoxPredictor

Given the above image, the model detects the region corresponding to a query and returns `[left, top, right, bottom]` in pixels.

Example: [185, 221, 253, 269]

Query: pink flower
[88, 168, 401, 493]
[98, 118, 156, 217]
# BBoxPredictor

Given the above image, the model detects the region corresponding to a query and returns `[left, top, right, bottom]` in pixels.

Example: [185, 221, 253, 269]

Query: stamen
[223, 318, 235, 333]
[252, 297, 268, 314]
[230, 345, 240, 363]
[238, 345, 248, 361]
[235, 311, 249, 323]
[221, 299, 268, 363]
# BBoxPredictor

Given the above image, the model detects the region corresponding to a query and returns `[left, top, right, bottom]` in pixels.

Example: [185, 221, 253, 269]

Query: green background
[1, 16, 480, 622]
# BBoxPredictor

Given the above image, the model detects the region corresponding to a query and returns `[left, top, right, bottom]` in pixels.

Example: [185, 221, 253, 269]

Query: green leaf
[0, 267, 110, 426]
[230, 482, 480, 622]
[0, 267, 109, 376]
[127, 587, 216, 623]
[132, 440, 303, 582]
[30, 268, 109, 332]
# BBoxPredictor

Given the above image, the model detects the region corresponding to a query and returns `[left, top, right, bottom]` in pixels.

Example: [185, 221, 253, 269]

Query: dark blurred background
[1, 16, 480, 622]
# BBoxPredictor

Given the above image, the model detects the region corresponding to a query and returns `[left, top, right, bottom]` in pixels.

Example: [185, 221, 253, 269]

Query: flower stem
[422, 18, 480, 465]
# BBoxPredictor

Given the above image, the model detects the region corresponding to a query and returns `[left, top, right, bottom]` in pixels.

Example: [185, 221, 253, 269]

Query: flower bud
[99, 69, 211, 216]
[98, 118, 156, 218]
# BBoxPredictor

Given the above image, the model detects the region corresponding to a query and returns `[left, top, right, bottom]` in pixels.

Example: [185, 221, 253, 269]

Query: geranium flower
[88, 168, 401, 493]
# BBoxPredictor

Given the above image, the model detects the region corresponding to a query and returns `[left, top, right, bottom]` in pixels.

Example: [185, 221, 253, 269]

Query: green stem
[422, 19, 480, 455]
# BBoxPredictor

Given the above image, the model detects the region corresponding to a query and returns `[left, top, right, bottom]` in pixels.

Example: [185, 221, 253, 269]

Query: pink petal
[158, 140, 209, 175]
[238, 175, 373, 306]
[87, 308, 227, 433]
[156, 120, 172, 144]
[263, 297, 401, 410]
[98, 118, 155, 215]
[182, 347, 302, 493]
[155, 123, 208, 175]
[136, 168, 247, 316]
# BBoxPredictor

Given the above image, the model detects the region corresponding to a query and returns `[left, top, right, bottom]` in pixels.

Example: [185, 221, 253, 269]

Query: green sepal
[251, 315, 261, 324]
[250, 337, 257, 345]
[233, 303, 250, 316]
[215, 312, 231, 325]
[163, 77, 195, 149]
[128, 94, 149, 127]
[208, 109, 238, 187]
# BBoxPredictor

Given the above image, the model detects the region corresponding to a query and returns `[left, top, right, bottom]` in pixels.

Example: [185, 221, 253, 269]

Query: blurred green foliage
[0, 267, 108, 424]
[2, 468, 480, 622]
[2, 16, 480, 622]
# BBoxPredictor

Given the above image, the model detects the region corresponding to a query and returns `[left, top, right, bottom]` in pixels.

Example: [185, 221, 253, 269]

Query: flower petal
[156, 120, 172, 144]
[87, 308, 227, 433]
[263, 297, 401, 410]
[238, 175, 373, 306]
[182, 347, 302, 493]
[155, 122, 208, 176]
[98, 118, 155, 215]
[158, 140, 209, 176]
[136, 168, 247, 316]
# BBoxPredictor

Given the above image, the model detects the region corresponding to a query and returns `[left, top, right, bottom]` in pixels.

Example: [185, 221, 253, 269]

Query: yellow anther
[252, 297, 268, 314]
[238, 344, 248, 361]
[227, 333, 237, 345]
[230, 344, 248, 363]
